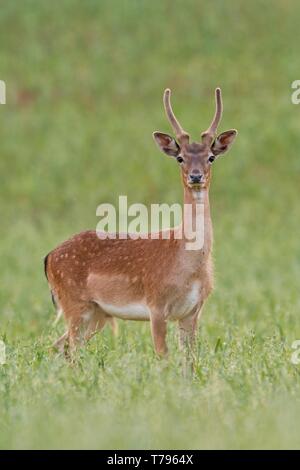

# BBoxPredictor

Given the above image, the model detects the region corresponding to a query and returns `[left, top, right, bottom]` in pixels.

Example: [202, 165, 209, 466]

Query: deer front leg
[178, 307, 201, 350]
[150, 312, 168, 357]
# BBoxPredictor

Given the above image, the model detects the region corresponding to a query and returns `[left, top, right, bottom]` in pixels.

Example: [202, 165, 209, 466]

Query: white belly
[93, 280, 201, 322]
[95, 299, 150, 321]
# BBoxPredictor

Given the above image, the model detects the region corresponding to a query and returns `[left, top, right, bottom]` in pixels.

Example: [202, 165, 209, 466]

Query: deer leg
[63, 301, 95, 354]
[56, 302, 116, 357]
[150, 313, 168, 357]
[53, 331, 68, 353]
[83, 306, 108, 342]
[178, 308, 203, 377]
[68, 316, 86, 354]
[178, 307, 202, 350]
[53, 303, 91, 355]
[108, 317, 118, 337]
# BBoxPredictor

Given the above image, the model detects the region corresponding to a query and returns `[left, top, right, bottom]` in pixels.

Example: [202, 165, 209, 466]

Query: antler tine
[163, 89, 189, 145]
[201, 87, 223, 145]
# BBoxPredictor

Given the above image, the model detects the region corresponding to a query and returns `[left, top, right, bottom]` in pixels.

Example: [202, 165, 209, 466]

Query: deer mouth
[188, 183, 206, 190]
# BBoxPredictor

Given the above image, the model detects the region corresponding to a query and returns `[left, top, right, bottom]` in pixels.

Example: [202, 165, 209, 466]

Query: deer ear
[153, 132, 180, 157]
[211, 129, 237, 156]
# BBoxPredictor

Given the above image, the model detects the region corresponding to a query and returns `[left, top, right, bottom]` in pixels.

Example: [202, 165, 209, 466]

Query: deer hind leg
[82, 304, 109, 342]
[58, 301, 94, 354]
[52, 302, 113, 356]
[52, 298, 69, 353]
[53, 331, 68, 353]
[107, 317, 118, 337]
[67, 302, 114, 352]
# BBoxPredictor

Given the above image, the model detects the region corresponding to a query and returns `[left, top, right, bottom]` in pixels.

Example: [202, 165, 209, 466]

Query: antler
[163, 89, 189, 146]
[201, 87, 223, 146]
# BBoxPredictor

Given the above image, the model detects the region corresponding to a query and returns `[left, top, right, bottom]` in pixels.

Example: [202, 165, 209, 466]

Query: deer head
[153, 88, 237, 191]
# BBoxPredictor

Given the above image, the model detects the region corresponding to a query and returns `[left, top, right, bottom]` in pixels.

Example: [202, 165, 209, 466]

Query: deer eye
[177, 156, 184, 164]
[208, 155, 215, 163]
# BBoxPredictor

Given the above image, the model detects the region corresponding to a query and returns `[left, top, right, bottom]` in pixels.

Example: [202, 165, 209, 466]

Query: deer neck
[181, 186, 213, 256]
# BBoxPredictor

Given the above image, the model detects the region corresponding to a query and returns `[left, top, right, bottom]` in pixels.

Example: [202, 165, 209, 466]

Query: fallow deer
[44, 87, 237, 356]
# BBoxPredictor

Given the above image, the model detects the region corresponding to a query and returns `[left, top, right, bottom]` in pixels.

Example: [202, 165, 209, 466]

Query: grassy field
[1, 0, 300, 449]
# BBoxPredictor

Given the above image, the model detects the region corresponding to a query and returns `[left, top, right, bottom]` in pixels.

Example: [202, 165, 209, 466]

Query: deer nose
[189, 174, 203, 184]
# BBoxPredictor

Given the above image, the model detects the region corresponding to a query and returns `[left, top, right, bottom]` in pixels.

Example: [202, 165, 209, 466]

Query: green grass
[1, 0, 300, 449]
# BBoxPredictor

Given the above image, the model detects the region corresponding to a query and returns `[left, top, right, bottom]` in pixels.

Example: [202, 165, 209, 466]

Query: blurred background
[1, 0, 300, 449]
